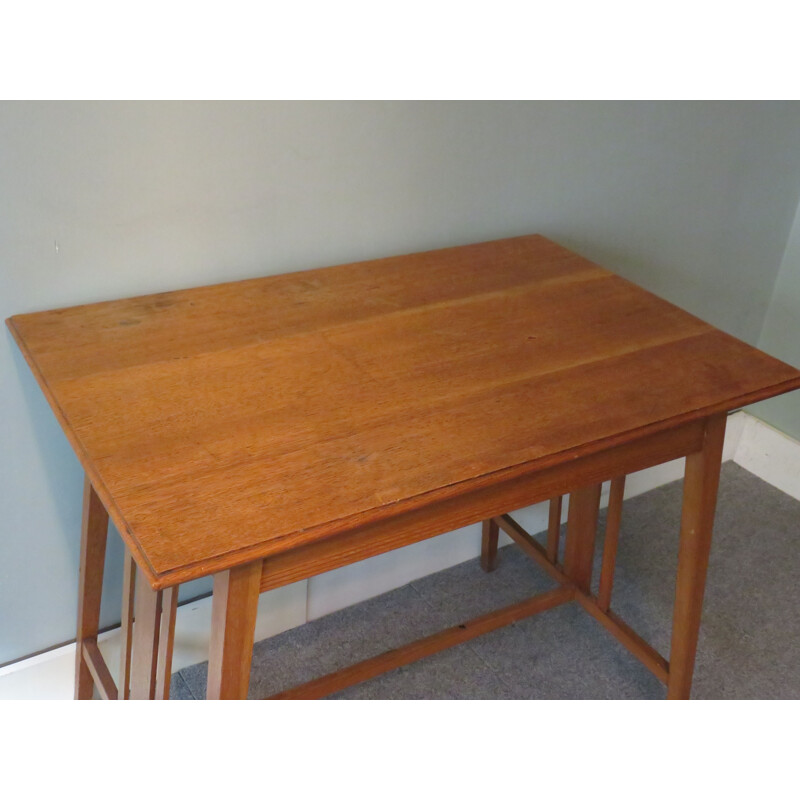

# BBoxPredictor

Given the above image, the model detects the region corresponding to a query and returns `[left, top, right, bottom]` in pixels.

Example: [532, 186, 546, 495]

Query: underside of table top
[8, 235, 800, 587]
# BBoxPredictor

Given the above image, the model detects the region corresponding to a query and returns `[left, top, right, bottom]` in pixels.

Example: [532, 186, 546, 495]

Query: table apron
[259, 417, 705, 593]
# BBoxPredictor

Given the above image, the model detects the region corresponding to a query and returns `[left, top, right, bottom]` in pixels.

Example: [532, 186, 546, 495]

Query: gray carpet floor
[172, 463, 800, 699]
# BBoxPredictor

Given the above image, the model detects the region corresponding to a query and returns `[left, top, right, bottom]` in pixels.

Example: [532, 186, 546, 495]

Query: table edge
[145, 372, 800, 589]
[6, 316, 163, 582]
[8, 249, 800, 590]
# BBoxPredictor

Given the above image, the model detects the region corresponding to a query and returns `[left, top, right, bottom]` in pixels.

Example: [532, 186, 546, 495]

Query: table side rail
[260, 417, 705, 593]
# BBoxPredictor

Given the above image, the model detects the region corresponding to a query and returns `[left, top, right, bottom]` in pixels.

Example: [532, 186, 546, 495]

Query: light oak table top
[8, 235, 800, 590]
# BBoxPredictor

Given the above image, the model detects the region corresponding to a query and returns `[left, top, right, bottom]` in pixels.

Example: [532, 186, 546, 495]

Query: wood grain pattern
[8, 235, 800, 589]
[667, 413, 727, 699]
[74, 477, 109, 699]
[259, 419, 707, 593]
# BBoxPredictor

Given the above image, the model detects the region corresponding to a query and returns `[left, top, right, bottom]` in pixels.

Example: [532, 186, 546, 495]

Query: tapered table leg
[563, 483, 602, 593]
[75, 476, 109, 700]
[481, 518, 500, 572]
[118, 548, 136, 699]
[597, 475, 626, 612]
[130, 569, 162, 699]
[155, 585, 179, 700]
[206, 561, 262, 700]
[546, 496, 563, 564]
[667, 413, 727, 700]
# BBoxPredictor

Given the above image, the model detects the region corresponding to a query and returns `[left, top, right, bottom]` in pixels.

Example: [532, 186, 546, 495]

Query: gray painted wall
[3, 101, 800, 665]
[752, 201, 800, 439]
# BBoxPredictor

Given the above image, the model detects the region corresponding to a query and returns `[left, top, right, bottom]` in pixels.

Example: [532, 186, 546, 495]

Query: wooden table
[8, 235, 800, 700]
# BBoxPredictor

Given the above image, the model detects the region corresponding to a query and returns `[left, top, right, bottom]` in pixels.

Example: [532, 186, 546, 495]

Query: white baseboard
[732, 413, 800, 502]
[3, 409, 796, 699]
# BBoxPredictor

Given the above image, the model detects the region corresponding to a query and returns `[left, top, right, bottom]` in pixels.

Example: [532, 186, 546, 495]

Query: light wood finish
[563, 483, 602, 592]
[259, 419, 707, 594]
[118, 547, 136, 700]
[546, 496, 562, 563]
[206, 561, 262, 700]
[82, 641, 118, 700]
[130, 569, 161, 700]
[8, 236, 800, 701]
[74, 476, 109, 700]
[597, 476, 626, 612]
[667, 413, 727, 699]
[155, 586, 178, 700]
[480, 518, 499, 572]
[270, 586, 574, 700]
[8, 235, 800, 590]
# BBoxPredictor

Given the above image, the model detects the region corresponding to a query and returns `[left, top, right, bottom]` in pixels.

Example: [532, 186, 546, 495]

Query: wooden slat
[269, 586, 575, 700]
[130, 570, 161, 700]
[82, 640, 118, 701]
[546, 495, 562, 563]
[495, 514, 568, 586]
[563, 483, 602, 592]
[499, 512, 669, 685]
[480, 518, 499, 572]
[155, 585, 178, 700]
[667, 413, 727, 699]
[75, 476, 109, 700]
[574, 592, 670, 684]
[597, 475, 626, 612]
[207, 561, 262, 700]
[260, 419, 706, 594]
[118, 547, 136, 700]
[9, 235, 800, 589]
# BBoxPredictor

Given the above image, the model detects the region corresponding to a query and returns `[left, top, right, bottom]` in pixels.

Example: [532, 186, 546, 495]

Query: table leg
[563, 483, 602, 593]
[480, 518, 500, 572]
[546, 496, 563, 564]
[667, 413, 727, 700]
[206, 561, 262, 700]
[118, 548, 136, 699]
[155, 585, 179, 700]
[597, 475, 626, 612]
[130, 569, 162, 699]
[75, 476, 109, 700]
